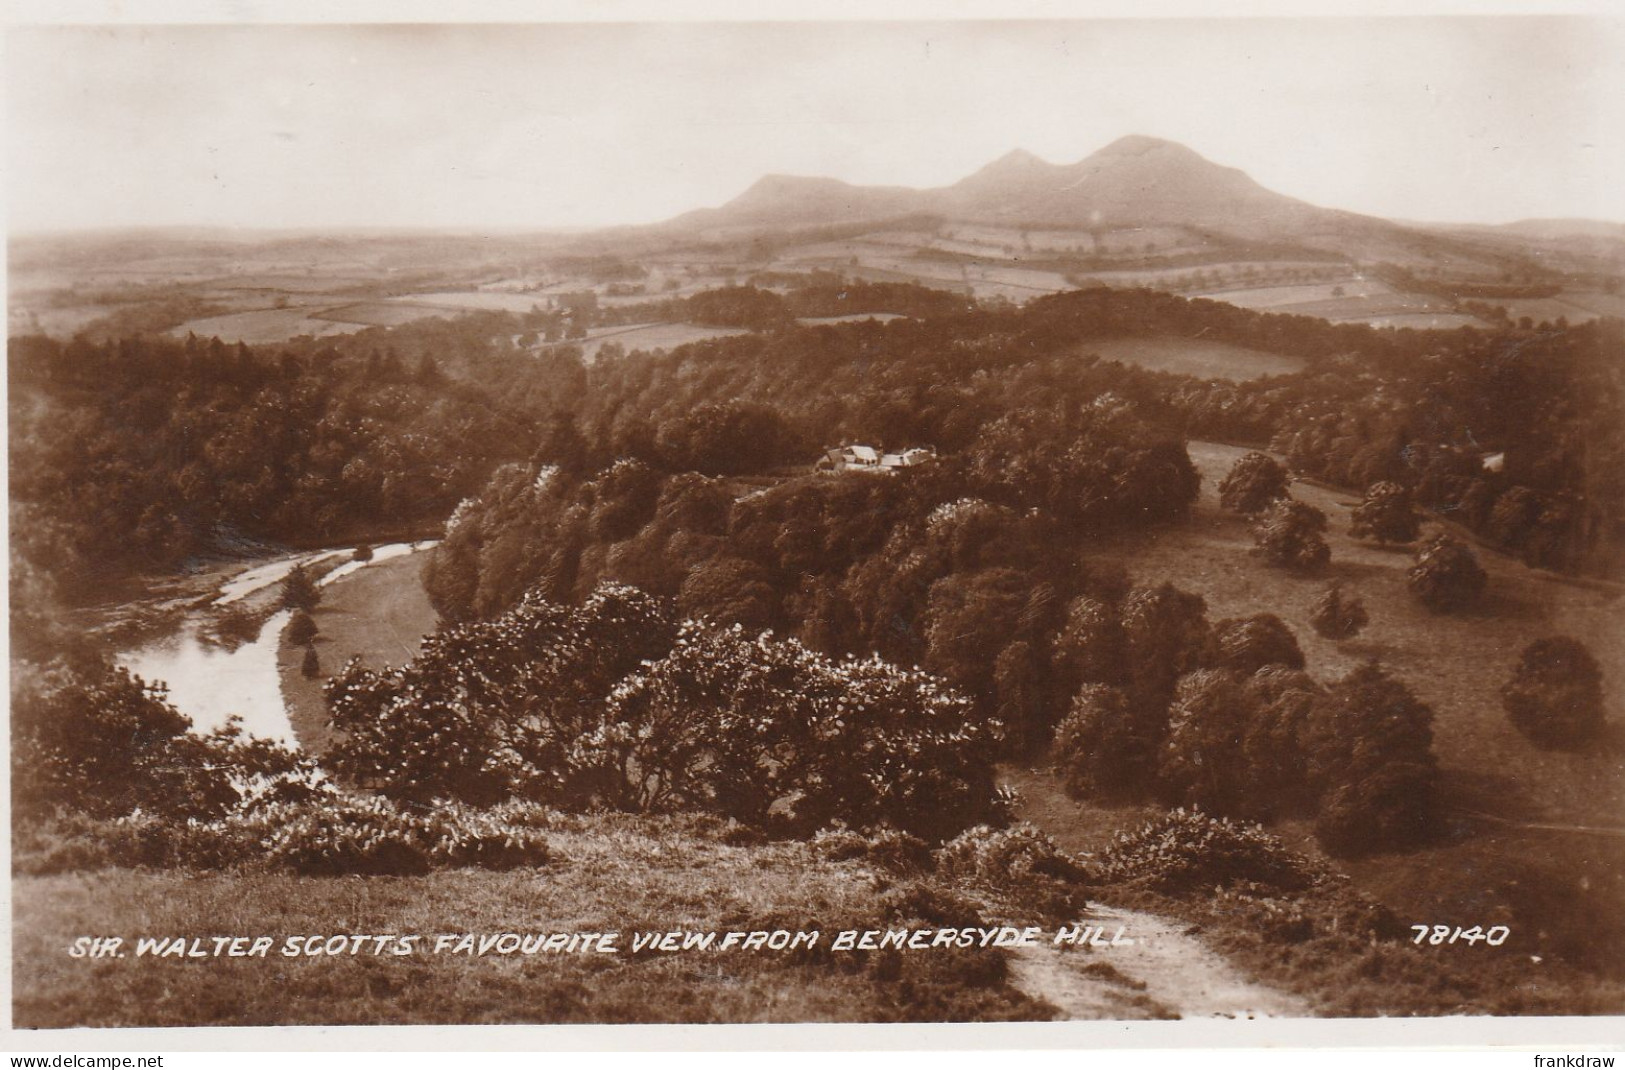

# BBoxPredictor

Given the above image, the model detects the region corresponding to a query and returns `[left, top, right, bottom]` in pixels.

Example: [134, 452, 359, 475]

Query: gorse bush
[1095, 809, 1315, 895]
[326, 582, 1003, 840]
[935, 823, 1090, 886]
[17, 796, 558, 875]
[811, 826, 934, 874]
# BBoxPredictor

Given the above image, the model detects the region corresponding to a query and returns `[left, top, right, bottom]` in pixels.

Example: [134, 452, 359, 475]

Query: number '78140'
[1411, 925, 1510, 946]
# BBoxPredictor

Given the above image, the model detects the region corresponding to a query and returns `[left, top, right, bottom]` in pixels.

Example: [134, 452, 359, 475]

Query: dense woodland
[10, 283, 1623, 860]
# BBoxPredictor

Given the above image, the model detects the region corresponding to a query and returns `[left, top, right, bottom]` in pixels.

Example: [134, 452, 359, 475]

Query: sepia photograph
[6, 2, 1625, 1048]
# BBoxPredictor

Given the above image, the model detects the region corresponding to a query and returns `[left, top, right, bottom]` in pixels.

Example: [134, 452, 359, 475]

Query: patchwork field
[1078, 335, 1305, 381]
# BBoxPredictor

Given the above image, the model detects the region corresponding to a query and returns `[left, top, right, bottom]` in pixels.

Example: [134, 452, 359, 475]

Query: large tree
[1407, 533, 1487, 613]
[1350, 481, 1422, 545]
[1218, 451, 1291, 515]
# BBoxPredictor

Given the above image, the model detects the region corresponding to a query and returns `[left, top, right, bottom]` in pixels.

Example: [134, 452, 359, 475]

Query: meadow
[277, 550, 441, 753]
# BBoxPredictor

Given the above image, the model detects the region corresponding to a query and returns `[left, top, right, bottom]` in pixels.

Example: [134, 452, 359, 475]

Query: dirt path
[999, 766, 1312, 1019]
[1004, 905, 1311, 1020]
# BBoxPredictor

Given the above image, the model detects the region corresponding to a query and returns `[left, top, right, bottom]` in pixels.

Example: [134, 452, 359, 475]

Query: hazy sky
[7, 15, 1623, 231]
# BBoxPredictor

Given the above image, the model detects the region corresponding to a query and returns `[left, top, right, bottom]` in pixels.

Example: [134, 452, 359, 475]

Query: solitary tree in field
[1219, 452, 1291, 515]
[1252, 499, 1331, 573]
[280, 564, 322, 613]
[1309, 582, 1369, 640]
[1501, 636, 1606, 750]
[1407, 533, 1486, 613]
[301, 644, 321, 680]
[1350, 481, 1422, 546]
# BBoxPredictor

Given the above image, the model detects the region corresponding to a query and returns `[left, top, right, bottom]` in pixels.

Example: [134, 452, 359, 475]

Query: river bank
[275, 548, 441, 753]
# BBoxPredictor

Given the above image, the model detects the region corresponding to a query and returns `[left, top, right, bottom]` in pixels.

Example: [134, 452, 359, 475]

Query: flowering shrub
[1095, 809, 1314, 895]
[936, 823, 1090, 886]
[600, 623, 1001, 839]
[811, 826, 933, 873]
[325, 581, 1002, 840]
[19, 796, 557, 875]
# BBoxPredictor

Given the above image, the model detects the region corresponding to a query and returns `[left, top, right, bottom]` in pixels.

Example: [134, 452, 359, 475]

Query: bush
[1252, 499, 1330, 572]
[936, 823, 1090, 886]
[1095, 809, 1315, 895]
[255, 796, 552, 874]
[1350, 481, 1422, 545]
[1218, 452, 1290, 515]
[280, 564, 322, 613]
[811, 826, 934, 874]
[300, 644, 321, 679]
[1407, 533, 1486, 613]
[286, 609, 319, 647]
[11, 665, 304, 823]
[1502, 636, 1607, 749]
[351, 544, 374, 562]
[1309, 582, 1368, 640]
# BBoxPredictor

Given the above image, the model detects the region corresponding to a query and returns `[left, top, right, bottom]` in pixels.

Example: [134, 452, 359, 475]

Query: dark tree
[1302, 661, 1438, 857]
[301, 644, 322, 680]
[1252, 499, 1331, 572]
[1120, 582, 1211, 722]
[1218, 451, 1291, 515]
[1407, 533, 1487, 613]
[1052, 684, 1149, 801]
[1309, 582, 1368, 640]
[1502, 636, 1607, 749]
[1209, 614, 1305, 675]
[286, 609, 320, 647]
[280, 564, 322, 613]
[1350, 481, 1422, 545]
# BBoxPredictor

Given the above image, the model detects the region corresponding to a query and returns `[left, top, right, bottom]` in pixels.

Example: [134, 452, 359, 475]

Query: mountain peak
[988, 148, 1050, 170]
[1090, 134, 1201, 161]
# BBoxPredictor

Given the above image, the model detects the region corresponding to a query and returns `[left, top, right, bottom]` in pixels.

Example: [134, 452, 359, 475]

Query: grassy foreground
[12, 814, 1057, 1028]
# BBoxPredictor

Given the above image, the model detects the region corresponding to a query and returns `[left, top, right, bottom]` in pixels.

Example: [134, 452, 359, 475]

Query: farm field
[277, 549, 441, 754]
[166, 307, 370, 344]
[383, 290, 549, 313]
[1201, 279, 1396, 307]
[1078, 335, 1305, 381]
[560, 321, 751, 362]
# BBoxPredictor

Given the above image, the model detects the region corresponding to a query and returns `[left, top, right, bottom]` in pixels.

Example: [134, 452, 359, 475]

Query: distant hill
[671, 135, 1406, 247]
[660, 135, 1619, 273]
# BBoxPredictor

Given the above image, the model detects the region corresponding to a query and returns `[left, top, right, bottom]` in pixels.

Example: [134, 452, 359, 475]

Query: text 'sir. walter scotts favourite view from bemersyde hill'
[8, 16, 1625, 1032]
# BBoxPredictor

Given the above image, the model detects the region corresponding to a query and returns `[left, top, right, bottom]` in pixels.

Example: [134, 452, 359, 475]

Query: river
[117, 541, 434, 747]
